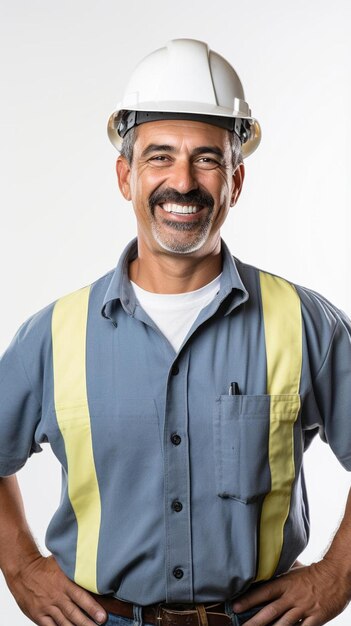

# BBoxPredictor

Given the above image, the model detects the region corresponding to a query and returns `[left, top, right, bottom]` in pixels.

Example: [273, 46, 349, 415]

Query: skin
[116, 119, 244, 293]
[0, 475, 107, 625]
[231, 492, 351, 625]
[1, 119, 351, 625]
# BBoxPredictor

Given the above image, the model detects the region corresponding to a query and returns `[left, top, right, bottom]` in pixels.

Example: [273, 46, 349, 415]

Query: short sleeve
[0, 300, 55, 476]
[305, 309, 351, 469]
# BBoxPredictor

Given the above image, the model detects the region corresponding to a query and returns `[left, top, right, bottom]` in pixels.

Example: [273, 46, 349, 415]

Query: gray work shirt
[0, 238, 350, 603]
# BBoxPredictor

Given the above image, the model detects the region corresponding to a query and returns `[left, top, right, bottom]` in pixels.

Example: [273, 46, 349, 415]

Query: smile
[160, 203, 202, 215]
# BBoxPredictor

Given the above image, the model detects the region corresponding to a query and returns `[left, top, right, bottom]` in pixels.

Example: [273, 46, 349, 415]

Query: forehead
[133, 119, 231, 152]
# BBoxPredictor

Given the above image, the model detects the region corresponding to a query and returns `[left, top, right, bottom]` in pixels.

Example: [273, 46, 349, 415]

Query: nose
[167, 158, 199, 194]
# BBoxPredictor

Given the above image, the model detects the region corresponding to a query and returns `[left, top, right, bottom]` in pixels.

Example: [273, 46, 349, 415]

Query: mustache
[149, 187, 214, 212]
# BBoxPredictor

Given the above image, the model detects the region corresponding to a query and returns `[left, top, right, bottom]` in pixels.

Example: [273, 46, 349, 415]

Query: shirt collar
[101, 238, 249, 323]
[101, 238, 138, 322]
[219, 239, 249, 314]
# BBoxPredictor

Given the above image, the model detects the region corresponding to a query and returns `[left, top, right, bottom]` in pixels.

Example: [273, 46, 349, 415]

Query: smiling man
[1, 38, 351, 626]
[118, 119, 244, 292]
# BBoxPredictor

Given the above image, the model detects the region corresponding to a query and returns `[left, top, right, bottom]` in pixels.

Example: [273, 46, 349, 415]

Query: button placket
[164, 353, 193, 601]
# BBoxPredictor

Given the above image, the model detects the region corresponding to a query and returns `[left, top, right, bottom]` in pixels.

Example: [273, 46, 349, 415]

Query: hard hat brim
[108, 105, 261, 158]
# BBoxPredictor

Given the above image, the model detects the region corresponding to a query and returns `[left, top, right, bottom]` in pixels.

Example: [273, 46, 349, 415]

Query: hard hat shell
[108, 38, 261, 158]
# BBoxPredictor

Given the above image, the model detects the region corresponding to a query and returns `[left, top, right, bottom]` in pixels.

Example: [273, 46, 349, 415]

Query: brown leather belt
[91, 594, 232, 626]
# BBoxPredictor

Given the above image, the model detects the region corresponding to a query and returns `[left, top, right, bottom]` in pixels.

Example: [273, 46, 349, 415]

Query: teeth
[162, 203, 200, 214]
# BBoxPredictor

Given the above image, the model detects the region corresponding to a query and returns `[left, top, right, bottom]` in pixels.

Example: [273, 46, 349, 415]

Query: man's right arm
[0, 475, 107, 626]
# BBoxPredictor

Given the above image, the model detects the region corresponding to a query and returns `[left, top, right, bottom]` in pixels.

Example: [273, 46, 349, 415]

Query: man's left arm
[233, 486, 351, 625]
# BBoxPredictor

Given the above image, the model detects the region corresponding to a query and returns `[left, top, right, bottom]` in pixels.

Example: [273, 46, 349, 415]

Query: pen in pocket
[228, 381, 240, 395]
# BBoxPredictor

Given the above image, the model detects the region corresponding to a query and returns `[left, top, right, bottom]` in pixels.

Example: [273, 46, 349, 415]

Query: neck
[129, 238, 222, 294]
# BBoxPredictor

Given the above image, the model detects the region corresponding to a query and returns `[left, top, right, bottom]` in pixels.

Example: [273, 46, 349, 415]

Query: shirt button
[171, 433, 181, 446]
[172, 500, 183, 512]
[173, 568, 184, 579]
[171, 363, 179, 376]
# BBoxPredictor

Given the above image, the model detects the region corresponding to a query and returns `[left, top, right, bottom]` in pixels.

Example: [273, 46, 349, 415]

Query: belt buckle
[155, 603, 194, 624]
[155, 603, 209, 626]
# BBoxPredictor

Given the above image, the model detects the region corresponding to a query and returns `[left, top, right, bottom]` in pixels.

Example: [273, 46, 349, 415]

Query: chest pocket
[214, 393, 300, 503]
[214, 394, 269, 502]
[214, 272, 302, 583]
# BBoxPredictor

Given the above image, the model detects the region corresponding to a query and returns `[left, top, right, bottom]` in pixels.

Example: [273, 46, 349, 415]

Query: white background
[0, 0, 350, 624]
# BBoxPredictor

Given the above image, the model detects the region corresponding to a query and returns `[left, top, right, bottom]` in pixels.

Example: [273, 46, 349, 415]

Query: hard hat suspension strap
[116, 110, 252, 145]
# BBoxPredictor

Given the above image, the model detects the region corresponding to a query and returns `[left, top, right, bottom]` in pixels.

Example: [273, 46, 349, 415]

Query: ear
[230, 163, 245, 206]
[116, 156, 132, 201]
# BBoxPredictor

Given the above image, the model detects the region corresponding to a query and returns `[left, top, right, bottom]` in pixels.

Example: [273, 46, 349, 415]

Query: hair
[120, 125, 243, 169]
[120, 126, 137, 165]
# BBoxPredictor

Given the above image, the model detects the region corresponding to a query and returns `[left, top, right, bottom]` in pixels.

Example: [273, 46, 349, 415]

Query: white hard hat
[108, 38, 261, 158]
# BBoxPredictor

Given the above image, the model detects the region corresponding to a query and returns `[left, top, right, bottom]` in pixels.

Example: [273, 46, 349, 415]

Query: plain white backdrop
[0, 1, 350, 624]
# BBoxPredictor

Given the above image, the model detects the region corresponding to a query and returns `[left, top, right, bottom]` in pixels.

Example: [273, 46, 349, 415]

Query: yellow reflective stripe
[52, 286, 101, 593]
[256, 272, 302, 581]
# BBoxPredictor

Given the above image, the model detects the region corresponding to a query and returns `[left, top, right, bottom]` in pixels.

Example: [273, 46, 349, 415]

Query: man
[0, 38, 350, 626]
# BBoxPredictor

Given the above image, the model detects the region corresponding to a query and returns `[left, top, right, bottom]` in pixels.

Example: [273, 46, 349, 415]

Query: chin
[154, 236, 209, 256]
[151, 227, 211, 256]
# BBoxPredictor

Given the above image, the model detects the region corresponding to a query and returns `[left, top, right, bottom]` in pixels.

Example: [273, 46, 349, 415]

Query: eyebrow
[141, 144, 175, 158]
[140, 144, 225, 159]
[192, 146, 225, 159]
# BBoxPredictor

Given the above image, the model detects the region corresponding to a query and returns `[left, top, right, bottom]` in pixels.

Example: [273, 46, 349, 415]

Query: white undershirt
[130, 274, 222, 353]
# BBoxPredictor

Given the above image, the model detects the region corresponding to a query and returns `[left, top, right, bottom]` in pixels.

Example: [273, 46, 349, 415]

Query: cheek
[212, 182, 231, 209]
[218, 175, 234, 206]
[210, 177, 232, 222]
[221, 189, 232, 208]
[132, 170, 166, 202]
[198, 172, 231, 202]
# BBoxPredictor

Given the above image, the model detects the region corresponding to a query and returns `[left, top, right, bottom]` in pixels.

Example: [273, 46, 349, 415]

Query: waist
[91, 594, 232, 626]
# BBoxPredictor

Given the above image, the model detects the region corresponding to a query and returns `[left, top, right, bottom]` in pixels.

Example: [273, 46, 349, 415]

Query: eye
[148, 155, 171, 165]
[195, 157, 221, 170]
